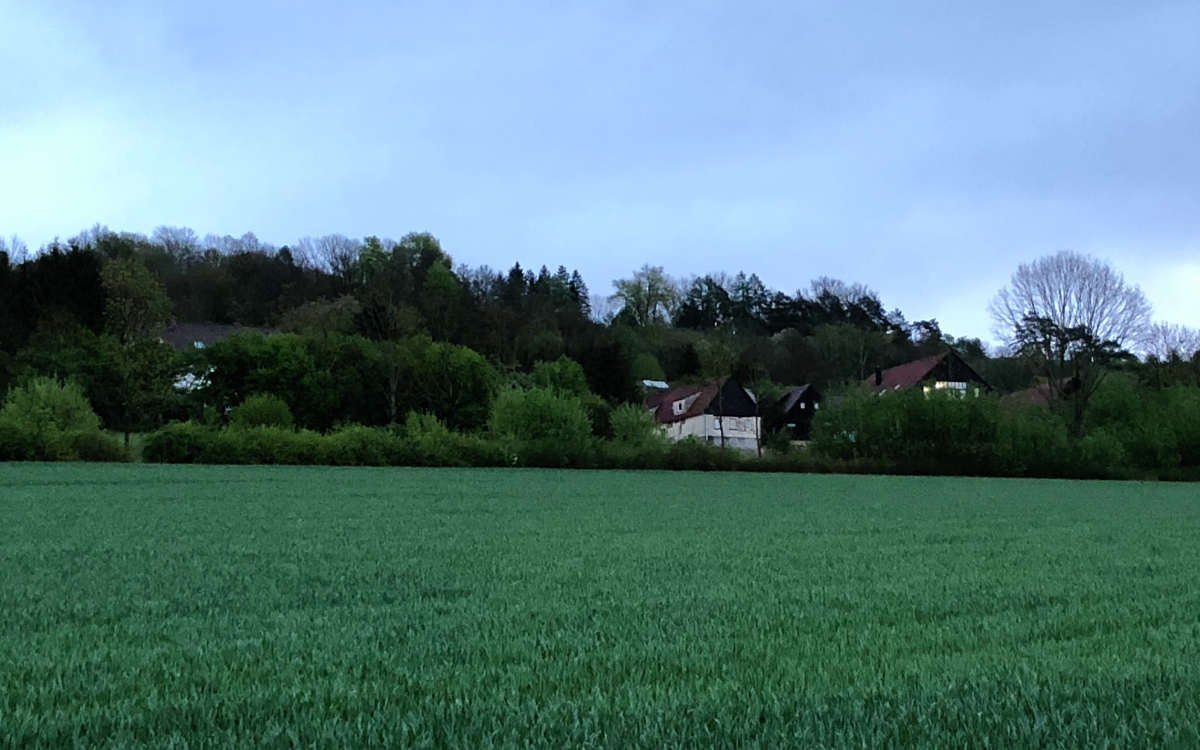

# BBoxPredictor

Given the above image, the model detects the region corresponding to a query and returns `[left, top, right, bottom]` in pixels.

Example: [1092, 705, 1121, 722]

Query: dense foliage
[4, 465, 1200, 747]
[2, 225, 1198, 475]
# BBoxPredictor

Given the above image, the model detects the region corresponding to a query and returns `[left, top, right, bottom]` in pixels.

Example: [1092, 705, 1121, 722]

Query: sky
[2, 0, 1198, 344]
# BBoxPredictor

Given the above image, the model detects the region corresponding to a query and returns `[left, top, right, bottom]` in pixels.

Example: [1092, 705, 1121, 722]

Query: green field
[2, 464, 1199, 748]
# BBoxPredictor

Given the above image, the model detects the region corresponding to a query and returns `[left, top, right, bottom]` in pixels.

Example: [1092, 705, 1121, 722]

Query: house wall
[662, 414, 761, 453]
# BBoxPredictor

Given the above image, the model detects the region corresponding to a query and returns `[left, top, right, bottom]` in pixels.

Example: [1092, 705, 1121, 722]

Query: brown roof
[865, 353, 948, 390]
[650, 381, 722, 424]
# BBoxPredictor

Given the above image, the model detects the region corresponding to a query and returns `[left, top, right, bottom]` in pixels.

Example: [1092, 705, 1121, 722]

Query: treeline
[3, 225, 1200, 479]
[0, 224, 1027, 408]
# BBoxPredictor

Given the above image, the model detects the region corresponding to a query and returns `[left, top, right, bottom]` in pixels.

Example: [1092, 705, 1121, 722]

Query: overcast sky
[2, 0, 1198, 343]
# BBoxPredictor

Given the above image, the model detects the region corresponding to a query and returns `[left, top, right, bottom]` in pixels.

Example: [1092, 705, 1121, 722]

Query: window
[925, 381, 968, 398]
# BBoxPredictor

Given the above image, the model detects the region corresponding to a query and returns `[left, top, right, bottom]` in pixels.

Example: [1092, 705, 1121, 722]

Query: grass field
[2, 464, 1200, 748]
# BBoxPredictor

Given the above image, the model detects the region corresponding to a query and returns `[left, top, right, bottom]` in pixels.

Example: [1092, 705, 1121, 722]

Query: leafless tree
[294, 234, 363, 284]
[152, 226, 201, 265]
[0, 234, 30, 264]
[70, 223, 112, 249]
[990, 250, 1151, 353]
[1142, 322, 1200, 361]
[805, 276, 877, 304]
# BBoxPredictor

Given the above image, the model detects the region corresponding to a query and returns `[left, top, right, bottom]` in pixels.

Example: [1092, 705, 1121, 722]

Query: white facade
[661, 413, 761, 453]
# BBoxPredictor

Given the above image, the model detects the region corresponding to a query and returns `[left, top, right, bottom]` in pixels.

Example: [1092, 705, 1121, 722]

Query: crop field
[2, 465, 1200, 748]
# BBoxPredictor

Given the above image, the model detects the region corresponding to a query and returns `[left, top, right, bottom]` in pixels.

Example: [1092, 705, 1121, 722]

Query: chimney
[874, 367, 883, 386]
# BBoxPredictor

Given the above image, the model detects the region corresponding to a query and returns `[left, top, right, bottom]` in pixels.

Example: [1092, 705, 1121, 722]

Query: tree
[610, 265, 678, 326]
[809, 323, 889, 385]
[675, 276, 732, 330]
[990, 251, 1151, 353]
[152, 226, 201, 266]
[1143, 322, 1200, 362]
[1012, 314, 1133, 435]
[294, 234, 362, 288]
[0, 234, 29, 265]
[91, 336, 179, 447]
[100, 258, 172, 345]
[991, 251, 1151, 435]
[531, 356, 591, 398]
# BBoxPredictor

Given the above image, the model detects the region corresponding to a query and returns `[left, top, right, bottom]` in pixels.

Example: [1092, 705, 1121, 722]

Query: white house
[648, 379, 761, 453]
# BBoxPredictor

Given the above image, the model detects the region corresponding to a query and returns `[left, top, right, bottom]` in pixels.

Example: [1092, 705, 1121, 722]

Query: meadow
[2, 464, 1199, 748]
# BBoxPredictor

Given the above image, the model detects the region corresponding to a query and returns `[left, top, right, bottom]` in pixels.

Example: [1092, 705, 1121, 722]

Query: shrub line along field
[3, 463, 1199, 747]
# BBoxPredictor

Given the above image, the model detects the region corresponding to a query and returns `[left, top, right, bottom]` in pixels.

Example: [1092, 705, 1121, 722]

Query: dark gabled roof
[866, 353, 948, 390]
[650, 379, 758, 424]
[160, 322, 275, 351]
[778, 384, 817, 414]
[864, 350, 989, 392]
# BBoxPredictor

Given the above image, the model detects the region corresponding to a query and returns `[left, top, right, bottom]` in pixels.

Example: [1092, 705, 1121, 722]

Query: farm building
[773, 384, 822, 441]
[160, 322, 275, 351]
[866, 350, 990, 396]
[648, 379, 761, 453]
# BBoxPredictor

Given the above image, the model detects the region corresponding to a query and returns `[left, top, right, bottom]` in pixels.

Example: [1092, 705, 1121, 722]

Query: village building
[648, 379, 761, 453]
[865, 350, 990, 396]
[773, 384, 822, 441]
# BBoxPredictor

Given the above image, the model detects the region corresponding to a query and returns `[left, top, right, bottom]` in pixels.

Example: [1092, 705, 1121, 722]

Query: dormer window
[673, 400, 686, 415]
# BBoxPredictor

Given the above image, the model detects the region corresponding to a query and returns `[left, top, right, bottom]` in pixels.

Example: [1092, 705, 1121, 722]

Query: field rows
[2, 464, 1199, 747]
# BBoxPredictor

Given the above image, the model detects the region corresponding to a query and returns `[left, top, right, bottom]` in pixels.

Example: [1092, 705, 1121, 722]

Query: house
[648, 379, 761, 453]
[773, 384, 822, 441]
[865, 350, 990, 396]
[160, 322, 275, 352]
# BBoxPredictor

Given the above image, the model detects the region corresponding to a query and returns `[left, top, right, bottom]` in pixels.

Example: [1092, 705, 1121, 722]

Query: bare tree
[991, 251, 1150, 435]
[1143, 322, 1200, 362]
[152, 226, 200, 266]
[0, 234, 30, 264]
[990, 251, 1151, 352]
[806, 276, 877, 305]
[295, 234, 363, 285]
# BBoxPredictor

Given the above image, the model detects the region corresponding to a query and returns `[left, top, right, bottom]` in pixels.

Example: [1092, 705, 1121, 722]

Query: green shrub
[531, 356, 591, 398]
[664, 437, 741, 471]
[0, 420, 33, 461]
[1163, 386, 1200, 467]
[143, 422, 220, 464]
[231, 426, 323, 465]
[0, 377, 101, 441]
[489, 387, 594, 467]
[1075, 428, 1130, 479]
[994, 406, 1072, 478]
[230, 393, 295, 430]
[63, 431, 130, 462]
[320, 425, 403, 466]
[0, 378, 127, 462]
[609, 403, 669, 454]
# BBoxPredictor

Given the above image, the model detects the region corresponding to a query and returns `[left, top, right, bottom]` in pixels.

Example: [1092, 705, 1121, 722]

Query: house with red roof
[647, 379, 761, 453]
[865, 350, 989, 396]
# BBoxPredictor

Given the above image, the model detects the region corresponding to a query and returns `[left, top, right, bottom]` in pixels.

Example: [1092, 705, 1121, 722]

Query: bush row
[139, 418, 762, 471]
[810, 379, 1200, 480]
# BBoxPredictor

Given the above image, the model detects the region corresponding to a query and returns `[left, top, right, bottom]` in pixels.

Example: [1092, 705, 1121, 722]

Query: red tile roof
[865, 353, 948, 391]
